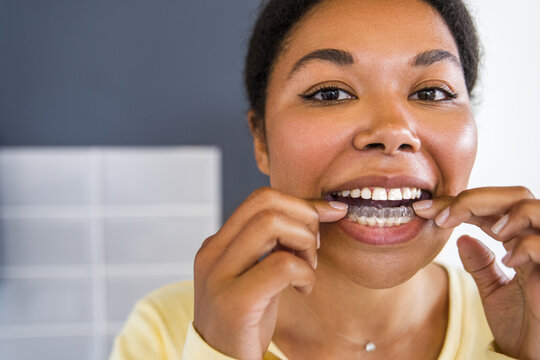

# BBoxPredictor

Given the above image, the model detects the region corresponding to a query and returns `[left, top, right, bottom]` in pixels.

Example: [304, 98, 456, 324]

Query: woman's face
[253, 0, 477, 287]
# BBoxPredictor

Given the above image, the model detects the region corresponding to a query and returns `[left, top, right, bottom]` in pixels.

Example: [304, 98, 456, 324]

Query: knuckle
[302, 227, 317, 246]
[250, 186, 270, 198]
[449, 192, 469, 214]
[194, 242, 209, 265]
[455, 189, 472, 203]
[514, 199, 537, 216]
[194, 248, 209, 274]
[514, 186, 534, 199]
[255, 186, 277, 202]
[255, 209, 282, 228]
[246, 187, 280, 210]
[521, 234, 537, 246]
[194, 235, 217, 274]
[306, 204, 320, 224]
[199, 234, 216, 250]
[272, 252, 304, 274]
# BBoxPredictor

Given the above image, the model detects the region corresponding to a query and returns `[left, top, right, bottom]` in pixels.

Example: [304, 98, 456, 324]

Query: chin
[318, 223, 452, 289]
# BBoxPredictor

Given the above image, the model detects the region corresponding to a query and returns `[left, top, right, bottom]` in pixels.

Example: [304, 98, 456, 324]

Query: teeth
[366, 217, 377, 226]
[372, 187, 387, 201]
[333, 186, 427, 201]
[361, 187, 371, 199]
[387, 188, 402, 201]
[402, 187, 412, 200]
[347, 205, 415, 227]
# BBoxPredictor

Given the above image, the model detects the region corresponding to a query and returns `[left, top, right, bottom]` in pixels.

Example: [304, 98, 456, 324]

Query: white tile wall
[106, 275, 187, 322]
[0, 150, 96, 206]
[0, 147, 221, 360]
[0, 218, 93, 266]
[1, 337, 94, 360]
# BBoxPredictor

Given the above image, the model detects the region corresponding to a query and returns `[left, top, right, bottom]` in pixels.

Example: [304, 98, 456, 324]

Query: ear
[247, 110, 270, 176]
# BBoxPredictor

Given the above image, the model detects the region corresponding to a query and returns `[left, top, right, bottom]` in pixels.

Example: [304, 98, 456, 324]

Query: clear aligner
[347, 206, 415, 227]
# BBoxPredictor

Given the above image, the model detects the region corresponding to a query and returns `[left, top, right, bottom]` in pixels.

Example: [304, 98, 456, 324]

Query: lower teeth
[347, 206, 415, 227]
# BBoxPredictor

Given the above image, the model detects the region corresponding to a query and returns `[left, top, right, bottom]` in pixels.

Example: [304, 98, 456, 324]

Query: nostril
[363, 143, 385, 151]
[399, 144, 413, 151]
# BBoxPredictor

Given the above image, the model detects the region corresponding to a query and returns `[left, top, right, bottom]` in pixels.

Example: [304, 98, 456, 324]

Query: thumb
[310, 200, 348, 222]
[457, 235, 510, 300]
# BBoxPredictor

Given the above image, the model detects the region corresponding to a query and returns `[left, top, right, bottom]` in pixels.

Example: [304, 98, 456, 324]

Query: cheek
[266, 116, 344, 196]
[426, 116, 478, 195]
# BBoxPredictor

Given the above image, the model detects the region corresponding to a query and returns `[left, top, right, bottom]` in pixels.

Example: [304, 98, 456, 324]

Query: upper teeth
[333, 187, 423, 200]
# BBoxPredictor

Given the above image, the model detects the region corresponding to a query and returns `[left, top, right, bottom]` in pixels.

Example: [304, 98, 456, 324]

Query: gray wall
[0, 0, 269, 219]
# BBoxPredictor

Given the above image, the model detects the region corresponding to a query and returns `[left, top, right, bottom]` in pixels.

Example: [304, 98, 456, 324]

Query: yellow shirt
[110, 264, 514, 359]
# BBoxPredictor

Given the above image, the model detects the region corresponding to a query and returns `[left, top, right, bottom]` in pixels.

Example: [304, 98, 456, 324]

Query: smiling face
[251, 0, 478, 287]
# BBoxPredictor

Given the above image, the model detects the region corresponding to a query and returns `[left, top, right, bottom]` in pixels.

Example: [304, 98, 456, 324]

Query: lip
[337, 216, 427, 246]
[323, 174, 434, 246]
[323, 174, 436, 197]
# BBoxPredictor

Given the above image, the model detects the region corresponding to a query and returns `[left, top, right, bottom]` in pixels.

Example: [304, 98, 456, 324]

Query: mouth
[324, 183, 435, 246]
[325, 186, 432, 228]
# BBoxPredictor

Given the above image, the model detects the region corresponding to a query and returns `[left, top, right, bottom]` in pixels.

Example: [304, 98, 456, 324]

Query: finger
[412, 196, 453, 219]
[502, 236, 519, 252]
[490, 199, 540, 240]
[211, 188, 347, 251]
[457, 235, 510, 300]
[413, 195, 498, 236]
[232, 251, 316, 299]
[413, 196, 502, 239]
[417, 187, 534, 230]
[212, 210, 318, 279]
[311, 199, 349, 222]
[503, 234, 540, 268]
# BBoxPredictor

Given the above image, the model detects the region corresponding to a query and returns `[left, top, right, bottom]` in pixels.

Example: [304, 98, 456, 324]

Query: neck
[275, 262, 448, 355]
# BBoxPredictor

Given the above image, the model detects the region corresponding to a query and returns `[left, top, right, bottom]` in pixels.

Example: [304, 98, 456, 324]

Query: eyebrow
[288, 48, 461, 79]
[412, 49, 461, 68]
[288, 48, 354, 78]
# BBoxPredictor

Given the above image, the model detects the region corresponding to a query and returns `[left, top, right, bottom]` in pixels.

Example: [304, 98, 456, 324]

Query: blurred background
[0, 0, 539, 359]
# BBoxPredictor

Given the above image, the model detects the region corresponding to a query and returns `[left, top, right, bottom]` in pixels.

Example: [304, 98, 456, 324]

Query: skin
[193, 0, 540, 359]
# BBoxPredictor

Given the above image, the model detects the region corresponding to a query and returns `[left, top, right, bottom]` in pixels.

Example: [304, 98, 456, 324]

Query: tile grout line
[0, 322, 126, 339]
[90, 149, 107, 360]
[0, 322, 123, 338]
[0, 262, 194, 279]
[0, 204, 218, 219]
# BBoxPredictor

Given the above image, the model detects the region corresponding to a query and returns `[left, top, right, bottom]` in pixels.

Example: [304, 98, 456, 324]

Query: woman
[111, 0, 540, 359]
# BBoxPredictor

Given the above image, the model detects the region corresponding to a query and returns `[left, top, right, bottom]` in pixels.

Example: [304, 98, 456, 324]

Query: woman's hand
[414, 186, 540, 359]
[193, 187, 348, 360]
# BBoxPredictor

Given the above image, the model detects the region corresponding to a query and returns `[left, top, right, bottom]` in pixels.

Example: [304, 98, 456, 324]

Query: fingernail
[491, 214, 509, 235]
[412, 200, 433, 212]
[435, 207, 450, 226]
[316, 232, 320, 249]
[501, 249, 513, 266]
[329, 201, 348, 210]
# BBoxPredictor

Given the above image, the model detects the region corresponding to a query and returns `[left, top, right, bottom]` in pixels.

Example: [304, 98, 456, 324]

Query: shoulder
[138, 279, 195, 339]
[110, 280, 195, 360]
[143, 279, 195, 317]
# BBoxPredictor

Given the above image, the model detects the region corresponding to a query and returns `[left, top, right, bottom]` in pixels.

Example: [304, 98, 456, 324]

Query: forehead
[276, 0, 459, 74]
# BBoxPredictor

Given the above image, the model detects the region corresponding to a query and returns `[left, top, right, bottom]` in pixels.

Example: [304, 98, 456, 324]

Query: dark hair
[244, 0, 480, 133]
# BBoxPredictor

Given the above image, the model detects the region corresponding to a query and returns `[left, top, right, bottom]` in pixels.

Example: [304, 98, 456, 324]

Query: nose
[352, 102, 421, 155]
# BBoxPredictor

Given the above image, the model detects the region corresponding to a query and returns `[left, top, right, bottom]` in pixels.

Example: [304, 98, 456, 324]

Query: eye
[311, 88, 354, 101]
[409, 87, 457, 102]
[300, 86, 356, 104]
